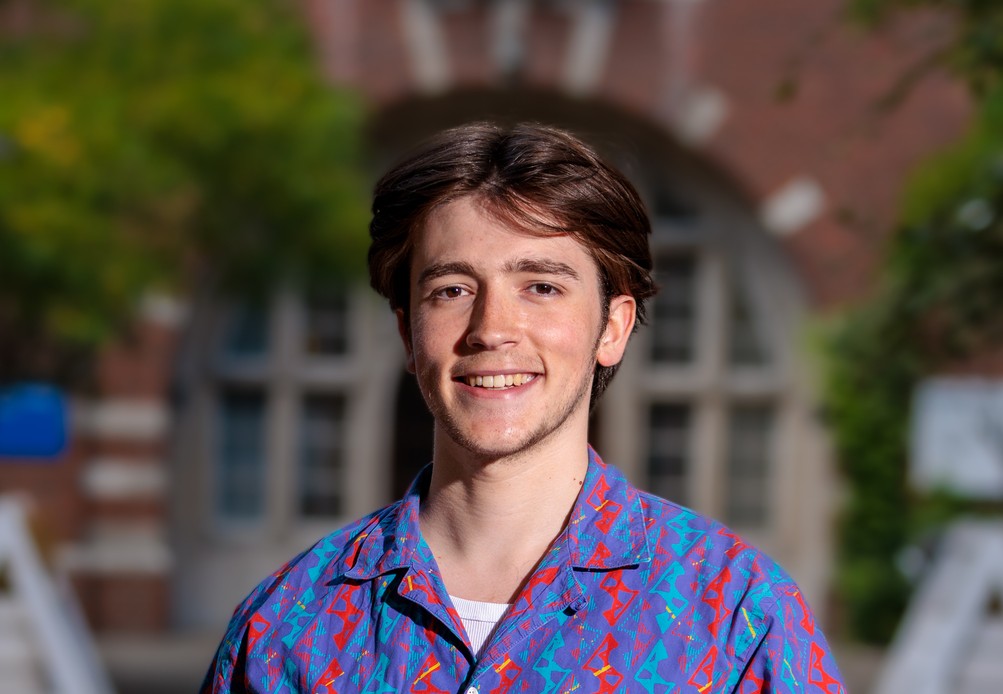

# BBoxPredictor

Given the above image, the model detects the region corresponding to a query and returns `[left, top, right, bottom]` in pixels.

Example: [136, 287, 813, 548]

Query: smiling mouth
[460, 373, 538, 389]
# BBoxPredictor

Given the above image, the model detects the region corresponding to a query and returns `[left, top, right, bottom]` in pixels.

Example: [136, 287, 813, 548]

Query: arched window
[600, 158, 809, 553]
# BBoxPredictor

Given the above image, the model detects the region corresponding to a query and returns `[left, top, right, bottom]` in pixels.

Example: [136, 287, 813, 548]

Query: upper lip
[453, 371, 533, 377]
[452, 368, 540, 379]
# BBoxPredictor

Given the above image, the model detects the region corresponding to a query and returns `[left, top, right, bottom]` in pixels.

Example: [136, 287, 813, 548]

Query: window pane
[217, 389, 266, 520]
[223, 304, 268, 358]
[299, 394, 347, 517]
[648, 403, 691, 506]
[651, 255, 696, 364]
[725, 405, 774, 527]
[304, 288, 350, 356]
[729, 286, 768, 366]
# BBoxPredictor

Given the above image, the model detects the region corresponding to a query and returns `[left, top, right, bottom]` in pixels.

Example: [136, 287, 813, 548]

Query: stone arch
[364, 88, 802, 347]
[366, 89, 751, 202]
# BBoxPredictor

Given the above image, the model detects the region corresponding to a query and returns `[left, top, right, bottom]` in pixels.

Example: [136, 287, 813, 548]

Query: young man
[202, 123, 845, 693]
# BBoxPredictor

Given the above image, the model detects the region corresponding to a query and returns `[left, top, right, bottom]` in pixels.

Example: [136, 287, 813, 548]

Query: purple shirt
[202, 449, 845, 693]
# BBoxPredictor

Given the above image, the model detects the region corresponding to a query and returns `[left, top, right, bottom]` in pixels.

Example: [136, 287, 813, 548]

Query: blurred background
[1, 0, 1002, 692]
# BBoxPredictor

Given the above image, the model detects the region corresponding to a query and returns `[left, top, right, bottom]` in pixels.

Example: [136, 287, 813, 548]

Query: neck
[418, 427, 590, 603]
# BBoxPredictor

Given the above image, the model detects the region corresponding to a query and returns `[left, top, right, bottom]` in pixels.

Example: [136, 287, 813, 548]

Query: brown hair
[368, 122, 656, 405]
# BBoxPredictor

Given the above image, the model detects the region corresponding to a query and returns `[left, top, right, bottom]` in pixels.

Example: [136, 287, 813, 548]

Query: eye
[529, 283, 559, 296]
[433, 285, 468, 300]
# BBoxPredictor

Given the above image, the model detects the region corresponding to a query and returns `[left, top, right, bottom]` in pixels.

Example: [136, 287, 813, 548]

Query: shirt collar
[337, 465, 431, 580]
[336, 447, 651, 581]
[565, 447, 652, 570]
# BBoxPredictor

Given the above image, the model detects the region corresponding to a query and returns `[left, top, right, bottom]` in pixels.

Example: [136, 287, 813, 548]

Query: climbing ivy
[825, 2, 1003, 639]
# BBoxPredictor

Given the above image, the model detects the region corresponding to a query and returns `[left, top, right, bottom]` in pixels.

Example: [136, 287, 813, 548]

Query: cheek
[537, 314, 601, 359]
[408, 337, 446, 405]
[408, 313, 455, 372]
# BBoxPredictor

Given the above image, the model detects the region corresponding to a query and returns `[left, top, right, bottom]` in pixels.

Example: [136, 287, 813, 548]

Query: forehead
[411, 196, 601, 277]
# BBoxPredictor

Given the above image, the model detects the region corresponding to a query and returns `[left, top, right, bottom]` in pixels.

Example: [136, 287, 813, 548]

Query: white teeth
[464, 374, 535, 389]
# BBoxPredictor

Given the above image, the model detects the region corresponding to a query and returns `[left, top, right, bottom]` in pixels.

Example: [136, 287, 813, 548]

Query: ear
[597, 295, 636, 367]
[395, 308, 416, 374]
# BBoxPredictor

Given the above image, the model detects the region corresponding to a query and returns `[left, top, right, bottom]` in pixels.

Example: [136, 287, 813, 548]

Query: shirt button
[466, 688, 478, 694]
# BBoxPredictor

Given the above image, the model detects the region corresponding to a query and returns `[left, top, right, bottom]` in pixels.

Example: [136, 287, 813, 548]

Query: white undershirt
[449, 595, 510, 657]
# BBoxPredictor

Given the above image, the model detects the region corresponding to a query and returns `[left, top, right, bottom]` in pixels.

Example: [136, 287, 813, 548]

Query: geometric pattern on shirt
[201, 448, 846, 693]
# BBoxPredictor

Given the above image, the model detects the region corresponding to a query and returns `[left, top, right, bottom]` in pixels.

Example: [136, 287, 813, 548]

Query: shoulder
[634, 488, 805, 640]
[200, 502, 401, 692]
[244, 503, 395, 610]
[584, 456, 803, 622]
[583, 455, 796, 606]
[637, 487, 795, 589]
[633, 489, 844, 690]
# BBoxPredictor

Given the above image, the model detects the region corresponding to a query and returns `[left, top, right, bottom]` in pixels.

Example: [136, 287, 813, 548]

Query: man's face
[399, 195, 635, 462]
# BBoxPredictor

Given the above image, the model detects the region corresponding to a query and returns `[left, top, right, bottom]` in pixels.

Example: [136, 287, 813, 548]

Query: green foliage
[824, 0, 1003, 644]
[824, 80, 1003, 641]
[0, 0, 368, 383]
[823, 297, 915, 641]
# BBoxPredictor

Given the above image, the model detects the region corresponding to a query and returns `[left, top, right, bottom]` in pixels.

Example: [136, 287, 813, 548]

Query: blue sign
[0, 384, 69, 460]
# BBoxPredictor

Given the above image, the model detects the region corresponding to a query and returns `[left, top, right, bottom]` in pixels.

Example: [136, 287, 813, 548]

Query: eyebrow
[417, 258, 582, 285]
[504, 258, 581, 281]
[417, 261, 477, 285]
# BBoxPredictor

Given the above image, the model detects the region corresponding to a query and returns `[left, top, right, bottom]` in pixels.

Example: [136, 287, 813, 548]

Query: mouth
[456, 373, 539, 390]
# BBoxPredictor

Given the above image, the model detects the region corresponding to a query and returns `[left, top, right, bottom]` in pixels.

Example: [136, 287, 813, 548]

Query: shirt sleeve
[733, 583, 846, 694]
[199, 557, 304, 694]
[200, 611, 254, 694]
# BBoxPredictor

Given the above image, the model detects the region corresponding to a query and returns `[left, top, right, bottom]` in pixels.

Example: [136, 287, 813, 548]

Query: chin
[439, 419, 556, 462]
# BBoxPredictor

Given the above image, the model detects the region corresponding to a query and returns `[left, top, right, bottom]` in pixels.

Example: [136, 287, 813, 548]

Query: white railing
[874, 520, 1003, 694]
[0, 497, 114, 694]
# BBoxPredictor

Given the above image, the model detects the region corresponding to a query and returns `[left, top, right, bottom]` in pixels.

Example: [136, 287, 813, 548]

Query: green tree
[827, 0, 1003, 642]
[0, 0, 369, 384]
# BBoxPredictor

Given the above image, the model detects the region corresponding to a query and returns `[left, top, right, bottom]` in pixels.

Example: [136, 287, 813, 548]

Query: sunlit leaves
[0, 0, 368, 382]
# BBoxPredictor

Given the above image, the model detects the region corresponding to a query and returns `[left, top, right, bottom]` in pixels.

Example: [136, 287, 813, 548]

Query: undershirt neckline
[449, 594, 511, 657]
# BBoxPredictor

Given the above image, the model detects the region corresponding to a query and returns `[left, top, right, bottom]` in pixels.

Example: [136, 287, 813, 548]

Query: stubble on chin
[420, 357, 596, 463]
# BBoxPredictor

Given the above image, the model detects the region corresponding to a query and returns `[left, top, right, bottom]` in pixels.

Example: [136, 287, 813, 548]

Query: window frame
[202, 286, 366, 544]
[600, 180, 799, 543]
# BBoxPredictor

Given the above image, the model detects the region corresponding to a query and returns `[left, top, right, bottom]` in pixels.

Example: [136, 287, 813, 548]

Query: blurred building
[0, 0, 973, 688]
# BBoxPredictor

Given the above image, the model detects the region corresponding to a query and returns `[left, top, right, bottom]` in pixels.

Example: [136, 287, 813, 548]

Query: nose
[465, 287, 521, 350]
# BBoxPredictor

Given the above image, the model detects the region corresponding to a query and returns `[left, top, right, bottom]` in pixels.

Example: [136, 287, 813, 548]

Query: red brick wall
[698, 0, 970, 305]
[72, 573, 170, 633]
[307, 0, 972, 306]
[77, 318, 178, 632]
[0, 441, 86, 546]
[1, 314, 179, 633]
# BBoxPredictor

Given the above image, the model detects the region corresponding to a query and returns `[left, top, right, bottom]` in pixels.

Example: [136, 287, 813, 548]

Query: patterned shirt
[202, 449, 845, 693]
